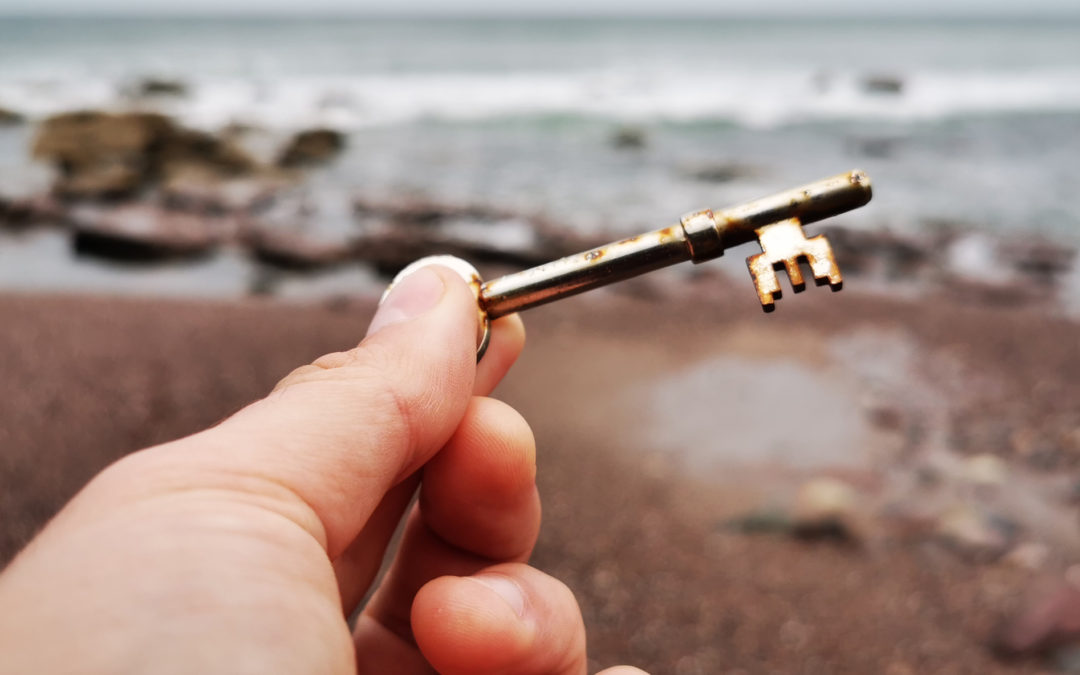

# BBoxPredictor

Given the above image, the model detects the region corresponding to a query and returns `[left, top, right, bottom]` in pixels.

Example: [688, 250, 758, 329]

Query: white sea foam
[2, 65, 1079, 131]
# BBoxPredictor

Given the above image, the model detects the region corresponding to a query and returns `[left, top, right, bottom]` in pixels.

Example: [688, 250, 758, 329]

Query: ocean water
[0, 16, 1078, 295]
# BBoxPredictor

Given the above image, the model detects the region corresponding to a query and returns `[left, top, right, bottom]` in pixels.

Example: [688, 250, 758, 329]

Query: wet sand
[1, 282, 1078, 673]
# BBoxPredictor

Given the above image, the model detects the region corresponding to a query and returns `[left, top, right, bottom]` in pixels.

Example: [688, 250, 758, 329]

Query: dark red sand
[1, 287, 1077, 673]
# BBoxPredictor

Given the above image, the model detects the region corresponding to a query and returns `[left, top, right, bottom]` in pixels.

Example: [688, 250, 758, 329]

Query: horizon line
[1, 8, 1080, 19]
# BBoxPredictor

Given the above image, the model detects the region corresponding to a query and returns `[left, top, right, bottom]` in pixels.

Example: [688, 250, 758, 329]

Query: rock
[961, 454, 1008, 488]
[159, 127, 258, 179]
[33, 110, 171, 168]
[818, 226, 930, 279]
[1003, 542, 1050, 572]
[276, 128, 346, 168]
[55, 161, 145, 201]
[611, 126, 646, 150]
[33, 111, 258, 201]
[0, 106, 24, 125]
[354, 195, 514, 226]
[129, 77, 188, 98]
[243, 189, 357, 270]
[246, 227, 355, 271]
[849, 136, 900, 159]
[998, 238, 1076, 287]
[791, 478, 861, 542]
[994, 581, 1080, 657]
[862, 75, 904, 95]
[686, 163, 760, 184]
[722, 508, 793, 535]
[935, 504, 1018, 562]
[0, 193, 66, 228]
[354, 226, 552, 276]
[162, 167, 284, 215]
[70, 203, 236, 262]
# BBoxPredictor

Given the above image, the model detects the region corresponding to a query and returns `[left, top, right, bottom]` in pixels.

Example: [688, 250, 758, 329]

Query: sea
[0, 16, 1078, 298]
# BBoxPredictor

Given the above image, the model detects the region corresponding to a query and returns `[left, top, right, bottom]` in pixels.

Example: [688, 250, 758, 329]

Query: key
[389, 170, 872, 358]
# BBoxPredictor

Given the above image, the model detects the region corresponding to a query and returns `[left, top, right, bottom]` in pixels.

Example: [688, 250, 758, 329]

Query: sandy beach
[2, 283, 1078, 673]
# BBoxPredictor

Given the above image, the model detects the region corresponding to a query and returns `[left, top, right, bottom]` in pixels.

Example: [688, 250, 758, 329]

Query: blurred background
[1, 1, 1079, 672]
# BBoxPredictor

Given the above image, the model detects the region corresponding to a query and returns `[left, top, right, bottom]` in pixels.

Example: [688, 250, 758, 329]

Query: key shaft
[480, 170, 872, 319]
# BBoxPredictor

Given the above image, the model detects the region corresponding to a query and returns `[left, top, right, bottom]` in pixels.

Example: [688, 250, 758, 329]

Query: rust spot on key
[746, 218, 843, 312]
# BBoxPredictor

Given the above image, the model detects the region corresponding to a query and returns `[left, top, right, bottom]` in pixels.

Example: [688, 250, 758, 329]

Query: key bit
[746, 218, 844, 311]
[391, 170, 872, 359]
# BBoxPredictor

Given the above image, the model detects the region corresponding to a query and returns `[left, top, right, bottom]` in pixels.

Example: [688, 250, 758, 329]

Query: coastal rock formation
[32, 111, 257, 201]
[277, 128, 346, 168]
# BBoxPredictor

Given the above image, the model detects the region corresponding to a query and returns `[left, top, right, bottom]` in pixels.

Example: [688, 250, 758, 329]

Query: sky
[0, 0, 1077, 16]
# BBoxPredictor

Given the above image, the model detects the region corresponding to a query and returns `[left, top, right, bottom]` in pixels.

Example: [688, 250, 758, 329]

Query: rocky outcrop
[277, 128, 346, 168]
[32, 111, 257, 201]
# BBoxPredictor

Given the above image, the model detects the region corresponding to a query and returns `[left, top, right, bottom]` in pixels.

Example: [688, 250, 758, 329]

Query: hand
[0, 264, 645, 675]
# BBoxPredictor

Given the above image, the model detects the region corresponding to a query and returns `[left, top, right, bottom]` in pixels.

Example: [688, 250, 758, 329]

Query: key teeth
[745, 219, 844, 309]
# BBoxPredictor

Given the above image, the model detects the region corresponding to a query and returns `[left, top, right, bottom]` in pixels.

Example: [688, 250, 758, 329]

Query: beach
[2, 285, 1079, 672]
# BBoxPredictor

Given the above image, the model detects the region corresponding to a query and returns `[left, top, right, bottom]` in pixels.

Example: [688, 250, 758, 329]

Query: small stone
[686, 163, 760, 184]
[962, 454, 1008, 488]
[936, 504, 1016, 562]
[1003, 542, 1049, 571]
[792, 478, 861, 542]
[128, 77, 189, 98]
[862, 75, 904, 95]
[611, 126, 646, 150]
[722, 508, 793, 535]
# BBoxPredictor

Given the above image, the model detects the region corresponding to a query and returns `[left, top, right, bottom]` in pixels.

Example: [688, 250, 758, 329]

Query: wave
[2, 65, 1079, 131]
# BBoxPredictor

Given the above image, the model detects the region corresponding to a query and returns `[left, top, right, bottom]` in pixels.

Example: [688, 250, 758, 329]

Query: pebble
[961, 453, 1008, 488]
[792, 477, 861, 542]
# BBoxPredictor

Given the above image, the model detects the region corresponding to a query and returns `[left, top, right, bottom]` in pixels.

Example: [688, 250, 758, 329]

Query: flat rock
[243, 189, 357, 270]
[70, 203, 237, 262]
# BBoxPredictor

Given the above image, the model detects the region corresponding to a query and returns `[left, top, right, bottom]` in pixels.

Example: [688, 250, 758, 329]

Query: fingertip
[412, 574, 535, 675]
[597, 668, 652, 675]
[414, 564, 586, 675]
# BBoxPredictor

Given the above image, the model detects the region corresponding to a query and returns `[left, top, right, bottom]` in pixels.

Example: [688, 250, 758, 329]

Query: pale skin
[0, 265, 647, 675]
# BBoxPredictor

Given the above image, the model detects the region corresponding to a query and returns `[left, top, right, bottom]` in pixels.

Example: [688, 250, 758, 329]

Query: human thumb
[180, 264, 481, 557]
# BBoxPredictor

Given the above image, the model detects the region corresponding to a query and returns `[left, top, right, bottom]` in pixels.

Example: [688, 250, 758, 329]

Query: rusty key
[390, 170, 872, 358]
